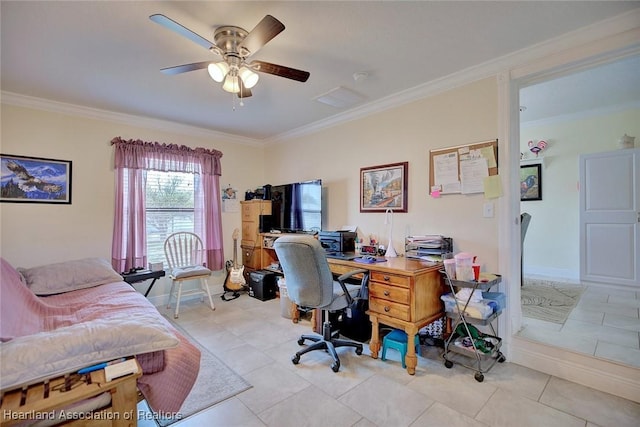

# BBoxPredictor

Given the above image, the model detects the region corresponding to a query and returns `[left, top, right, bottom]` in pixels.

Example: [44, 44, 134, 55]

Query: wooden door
[579, 148, 639, 287]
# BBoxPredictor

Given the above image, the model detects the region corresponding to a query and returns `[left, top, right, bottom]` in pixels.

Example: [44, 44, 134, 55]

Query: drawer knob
[384, 306, 390, 312]
[383, 290, 390, 296]
[383, 275, 390, 281]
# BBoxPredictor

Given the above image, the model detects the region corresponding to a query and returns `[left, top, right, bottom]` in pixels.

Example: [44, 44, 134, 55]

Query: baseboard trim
[510, 336, 640, 403]
[523, 267, 579, 282]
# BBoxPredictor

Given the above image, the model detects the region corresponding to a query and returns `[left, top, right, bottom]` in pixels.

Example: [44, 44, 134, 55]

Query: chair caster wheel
[292, 355, 300, 365]
[355, 347, 363, 355]
[297, 338, 305, 345]
[331, 362, 340, 372]
[444, 360, 453, 369]
[474, 372, 484, 382]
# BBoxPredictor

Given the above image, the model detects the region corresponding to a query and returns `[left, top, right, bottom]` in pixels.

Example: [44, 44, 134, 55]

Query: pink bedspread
[0, 258, 200, 413]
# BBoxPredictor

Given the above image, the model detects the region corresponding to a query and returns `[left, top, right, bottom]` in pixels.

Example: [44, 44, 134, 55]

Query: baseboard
[510, 336, 640, 403]
[523, 266, 579, 282]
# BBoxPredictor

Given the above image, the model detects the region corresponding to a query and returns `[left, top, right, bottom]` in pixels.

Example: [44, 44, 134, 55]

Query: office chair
[164, 232, 215, 318]
[521, 213, 532, 286]
[274, 235, 369, 372]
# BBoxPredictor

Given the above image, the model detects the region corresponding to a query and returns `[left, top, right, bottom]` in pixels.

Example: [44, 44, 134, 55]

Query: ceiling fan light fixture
[207, 62, 229, 82]
[238, 67, 259, 89]
[222, 74, 240, 93]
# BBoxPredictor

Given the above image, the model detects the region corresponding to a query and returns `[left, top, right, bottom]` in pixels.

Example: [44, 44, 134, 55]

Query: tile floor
[141, 293, 640, 427]
[518, 278, 640, 368]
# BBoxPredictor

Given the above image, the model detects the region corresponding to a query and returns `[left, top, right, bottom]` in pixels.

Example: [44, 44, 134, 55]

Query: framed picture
[360, 161, 408, 212]
[1, 154, 72, 204]
[520, 163, 542, 201]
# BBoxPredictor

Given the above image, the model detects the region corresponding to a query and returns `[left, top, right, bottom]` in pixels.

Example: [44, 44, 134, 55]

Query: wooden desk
[327, 257, 446, 375]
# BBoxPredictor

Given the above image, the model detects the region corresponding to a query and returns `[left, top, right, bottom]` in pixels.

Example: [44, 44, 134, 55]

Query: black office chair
[274, 235, 369, 372]
[521, 213, 532, 286]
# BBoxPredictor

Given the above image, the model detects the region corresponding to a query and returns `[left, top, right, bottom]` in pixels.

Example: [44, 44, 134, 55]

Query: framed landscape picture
[1, 154, 72, 204]
[360, 162, 408, 212]
[520, 163, 542, 201]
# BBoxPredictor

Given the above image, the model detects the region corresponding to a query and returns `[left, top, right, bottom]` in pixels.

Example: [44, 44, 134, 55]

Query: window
[111, 137, 224, 273]
[145, 170, 195, 263]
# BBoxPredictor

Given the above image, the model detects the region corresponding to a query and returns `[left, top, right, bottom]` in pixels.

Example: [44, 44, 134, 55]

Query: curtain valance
[111, 137, 222, 176]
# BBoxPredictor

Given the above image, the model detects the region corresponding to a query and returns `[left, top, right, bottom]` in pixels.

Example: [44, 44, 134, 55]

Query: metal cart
[441, 270, 505, 382]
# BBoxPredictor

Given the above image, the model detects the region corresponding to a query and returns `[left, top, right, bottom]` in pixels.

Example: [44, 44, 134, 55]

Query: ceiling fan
[150, 14, 310, 98]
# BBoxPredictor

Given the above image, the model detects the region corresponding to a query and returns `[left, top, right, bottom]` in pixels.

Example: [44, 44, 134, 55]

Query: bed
[0, 257, 201, 421]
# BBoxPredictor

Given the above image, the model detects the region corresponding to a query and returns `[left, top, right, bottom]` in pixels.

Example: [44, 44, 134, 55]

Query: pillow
[0, 313, 179, 390]
[19, 257, 123, 295]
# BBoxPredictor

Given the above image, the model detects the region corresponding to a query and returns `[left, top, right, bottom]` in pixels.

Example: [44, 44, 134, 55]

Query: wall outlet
[483, 202, 494, 218]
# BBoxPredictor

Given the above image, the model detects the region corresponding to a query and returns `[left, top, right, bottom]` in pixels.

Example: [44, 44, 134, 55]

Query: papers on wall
[433, 152, 461, 193]
[223, 198, 240, 212]
[460, 157, 488, 194]
[483, 175, 503, 199]
[429, 139, 499, 196]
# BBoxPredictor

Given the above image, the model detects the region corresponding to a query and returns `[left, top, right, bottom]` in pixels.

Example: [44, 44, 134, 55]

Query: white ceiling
[1, 1, 638, 142]
[520, 54, 640, 124]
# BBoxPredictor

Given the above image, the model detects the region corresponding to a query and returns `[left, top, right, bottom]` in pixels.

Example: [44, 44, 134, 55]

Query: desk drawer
[371, 271, 410, 288]
[369, 296, 410, 321]
[369, 282, 410, 305]
[242, 223, 258, 243]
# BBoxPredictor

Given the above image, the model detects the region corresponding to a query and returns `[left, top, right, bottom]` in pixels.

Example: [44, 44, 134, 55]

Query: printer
[318, 231, 356, 254]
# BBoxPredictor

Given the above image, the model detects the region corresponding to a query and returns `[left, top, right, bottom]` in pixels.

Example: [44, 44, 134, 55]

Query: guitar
[221, 228, 245, 301]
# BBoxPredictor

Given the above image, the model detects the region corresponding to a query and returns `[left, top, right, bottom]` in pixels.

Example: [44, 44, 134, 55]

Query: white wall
[520, 108, 640, 280]
[0, 103, 266, 299]
[264, 78, 501, 273]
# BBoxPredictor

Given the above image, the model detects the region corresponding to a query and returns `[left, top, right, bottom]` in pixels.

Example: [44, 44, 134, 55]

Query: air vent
[313, 86, 366, 108]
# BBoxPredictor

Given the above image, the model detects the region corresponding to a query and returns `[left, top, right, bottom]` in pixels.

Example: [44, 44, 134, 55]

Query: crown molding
[0, 91, 263, 147]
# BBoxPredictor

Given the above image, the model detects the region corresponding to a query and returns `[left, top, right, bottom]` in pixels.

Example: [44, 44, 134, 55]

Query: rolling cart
[441, 271, 505, 382]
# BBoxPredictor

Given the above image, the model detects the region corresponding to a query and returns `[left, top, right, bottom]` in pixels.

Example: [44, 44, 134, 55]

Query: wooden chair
[164, 232, 215, 318]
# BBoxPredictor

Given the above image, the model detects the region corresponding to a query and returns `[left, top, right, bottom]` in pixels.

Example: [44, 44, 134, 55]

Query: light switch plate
[483, 202, 494, 218]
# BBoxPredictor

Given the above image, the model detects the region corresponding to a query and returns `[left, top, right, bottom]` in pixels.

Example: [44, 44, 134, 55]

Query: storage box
[248, 270, 277, 301]
[482, 292, 505, 312]
[440, 293, 493, 319]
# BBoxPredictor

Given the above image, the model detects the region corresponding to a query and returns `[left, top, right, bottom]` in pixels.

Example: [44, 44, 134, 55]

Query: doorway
[517, 55, 640, 368]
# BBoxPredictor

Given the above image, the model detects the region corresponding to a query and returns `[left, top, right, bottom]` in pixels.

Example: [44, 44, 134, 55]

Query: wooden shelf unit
[240, 200, 271, 273]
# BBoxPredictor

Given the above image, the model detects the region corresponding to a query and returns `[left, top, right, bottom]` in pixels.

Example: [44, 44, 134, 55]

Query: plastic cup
[454, 252, 474, 281]
[443, 259, 456, 279]
[472, 264, 481, 281]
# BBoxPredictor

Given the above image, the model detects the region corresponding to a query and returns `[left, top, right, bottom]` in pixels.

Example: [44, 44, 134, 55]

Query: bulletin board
[429, 139, 498, 195]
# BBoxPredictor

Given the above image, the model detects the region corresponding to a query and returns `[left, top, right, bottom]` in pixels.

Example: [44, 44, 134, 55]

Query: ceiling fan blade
[237, 80, 252, 98]
[150, 14, 215, 51]
[249, 60, 310, 82]
[238, 15, 285, 56]
[160, 61, 211, 75]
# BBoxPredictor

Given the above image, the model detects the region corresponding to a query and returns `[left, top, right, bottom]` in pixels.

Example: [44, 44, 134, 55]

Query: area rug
[152, 318, 252, 426]
[521, 279, 585, 324]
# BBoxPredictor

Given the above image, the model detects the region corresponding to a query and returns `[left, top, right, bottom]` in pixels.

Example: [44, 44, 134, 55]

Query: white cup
[149, 262, 163, 272]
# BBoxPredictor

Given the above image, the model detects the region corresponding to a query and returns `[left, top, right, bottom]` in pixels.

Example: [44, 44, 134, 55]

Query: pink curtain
[111, 137, 224, 272]
[111, 167, 147, 273]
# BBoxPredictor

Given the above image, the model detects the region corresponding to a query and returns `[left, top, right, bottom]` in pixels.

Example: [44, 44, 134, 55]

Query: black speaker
[259, 214, 273, 233]
[262, 184, 272, 200]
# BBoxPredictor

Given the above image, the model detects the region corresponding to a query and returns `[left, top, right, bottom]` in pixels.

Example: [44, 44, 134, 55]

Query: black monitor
[270, 179, 322, 233]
